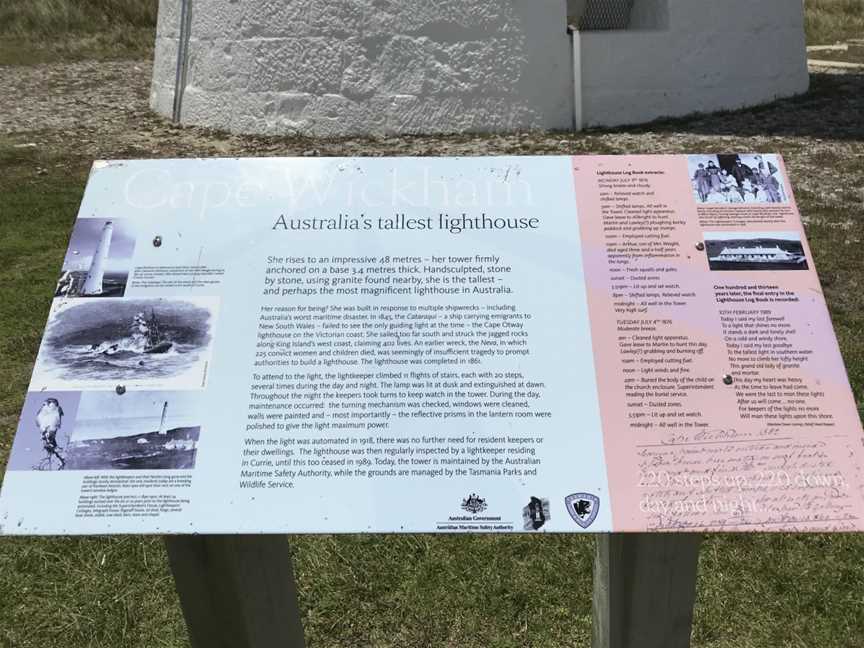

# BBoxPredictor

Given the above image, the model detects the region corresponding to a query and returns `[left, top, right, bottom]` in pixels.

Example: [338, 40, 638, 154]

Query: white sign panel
[2, 156, 862, 535]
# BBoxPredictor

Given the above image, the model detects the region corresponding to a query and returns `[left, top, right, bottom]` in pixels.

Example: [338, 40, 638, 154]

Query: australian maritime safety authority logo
[565, 492, 600, 529]
[523, 496, 550, 530]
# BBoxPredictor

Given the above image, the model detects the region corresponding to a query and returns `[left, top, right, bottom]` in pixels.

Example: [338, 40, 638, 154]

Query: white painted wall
[150, 0, 809, 135]
[579, 0, 809, 127]
[150, 0, 575, 136]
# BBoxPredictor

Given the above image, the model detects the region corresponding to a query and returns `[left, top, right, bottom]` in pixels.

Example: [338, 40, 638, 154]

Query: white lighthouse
[150, 0, 808, 135]
[81, 221, 114, 296]
[158, 401, 169, 435]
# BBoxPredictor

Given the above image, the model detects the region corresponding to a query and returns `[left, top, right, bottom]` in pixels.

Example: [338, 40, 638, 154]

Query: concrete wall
[150, 0, 575, 136]
[579, 0, 809, 127]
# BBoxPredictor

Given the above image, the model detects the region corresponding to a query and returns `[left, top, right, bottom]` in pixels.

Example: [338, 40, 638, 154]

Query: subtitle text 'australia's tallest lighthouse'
[81, 221, 114, 296]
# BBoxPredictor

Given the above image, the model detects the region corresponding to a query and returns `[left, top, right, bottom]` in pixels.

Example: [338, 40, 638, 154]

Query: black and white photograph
[32, 297, 218, 390]
[6, 391, 81, 471]
[6, 390, 201, 471]
[688, 154, 789, 205]
[55, 218, 136, 298]
[65, 390, 201, 470]
[703, 231, 809, 271]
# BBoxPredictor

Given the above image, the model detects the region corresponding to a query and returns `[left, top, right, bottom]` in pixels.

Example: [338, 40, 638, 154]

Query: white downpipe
[570, 26, 583, 132]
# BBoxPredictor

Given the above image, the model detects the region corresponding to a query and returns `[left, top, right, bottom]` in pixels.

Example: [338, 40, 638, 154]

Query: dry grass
[805, 0, 864, 45]
[0, 0, 157, 64]
[0, 0, 156, 37]
[0, 0, 861, 64]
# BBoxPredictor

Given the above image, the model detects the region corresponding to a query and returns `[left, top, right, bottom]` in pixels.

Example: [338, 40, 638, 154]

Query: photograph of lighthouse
[64, 390, 202, 470]
[55, 218, 136, 298]
[31, 297, 218, 390]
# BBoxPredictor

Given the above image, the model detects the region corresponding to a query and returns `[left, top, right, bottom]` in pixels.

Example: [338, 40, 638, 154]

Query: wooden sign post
[164, 535, 306, 648]
[592, 534, 702, 648]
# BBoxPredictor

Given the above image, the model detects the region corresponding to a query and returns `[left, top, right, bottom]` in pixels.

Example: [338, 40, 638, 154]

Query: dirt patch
[808, 40, 864, 67]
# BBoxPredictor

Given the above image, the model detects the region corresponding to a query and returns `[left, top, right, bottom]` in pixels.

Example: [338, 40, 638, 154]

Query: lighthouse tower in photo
[158, 401, 169, 435]
[81, 221, 114, 296]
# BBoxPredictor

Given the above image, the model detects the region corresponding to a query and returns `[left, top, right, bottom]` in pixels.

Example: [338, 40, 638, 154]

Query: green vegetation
[805, 0, 864, 45]
[0, 0, 861, 65]
[0, 0, 158, 65]
[0, 0, 156, 36]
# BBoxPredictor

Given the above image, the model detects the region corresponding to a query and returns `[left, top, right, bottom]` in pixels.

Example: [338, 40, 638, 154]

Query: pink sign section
[573, 154, 864, 532]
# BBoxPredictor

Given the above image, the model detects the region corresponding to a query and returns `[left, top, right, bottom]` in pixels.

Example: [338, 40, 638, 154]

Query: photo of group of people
[688, 154, 788, 204]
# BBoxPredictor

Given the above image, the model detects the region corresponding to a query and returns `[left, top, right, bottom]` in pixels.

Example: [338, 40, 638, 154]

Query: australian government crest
[461, 493, 487, 514]
[435, 493, 514, 531]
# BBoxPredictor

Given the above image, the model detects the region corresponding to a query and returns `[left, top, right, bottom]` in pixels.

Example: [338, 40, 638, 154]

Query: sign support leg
[164, 534, 306, 648]
[592, 533, 702, 648]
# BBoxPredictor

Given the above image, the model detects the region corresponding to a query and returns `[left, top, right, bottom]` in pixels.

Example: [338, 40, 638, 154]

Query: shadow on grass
[602, 72, 864, 143]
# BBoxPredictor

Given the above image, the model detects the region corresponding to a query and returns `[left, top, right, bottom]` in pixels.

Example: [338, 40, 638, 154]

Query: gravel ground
[0, 58, 862, 214]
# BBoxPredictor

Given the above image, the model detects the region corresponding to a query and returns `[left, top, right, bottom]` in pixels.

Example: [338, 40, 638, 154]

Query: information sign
[2, 155, 861, 535]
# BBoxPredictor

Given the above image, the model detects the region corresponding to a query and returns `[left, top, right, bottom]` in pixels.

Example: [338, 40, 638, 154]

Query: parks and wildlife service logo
[522, 496, 550, 530]
[565, 492, 599, 529]
[461, 493, 487, 514]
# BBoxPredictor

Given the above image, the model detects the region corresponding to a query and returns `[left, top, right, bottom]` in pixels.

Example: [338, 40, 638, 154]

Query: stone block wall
[150, 0, 809, 135]
[150, 0, 575, 136]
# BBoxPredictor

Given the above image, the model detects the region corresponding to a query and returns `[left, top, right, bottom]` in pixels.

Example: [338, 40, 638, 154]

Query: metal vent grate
[577, 0, 634, 31]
